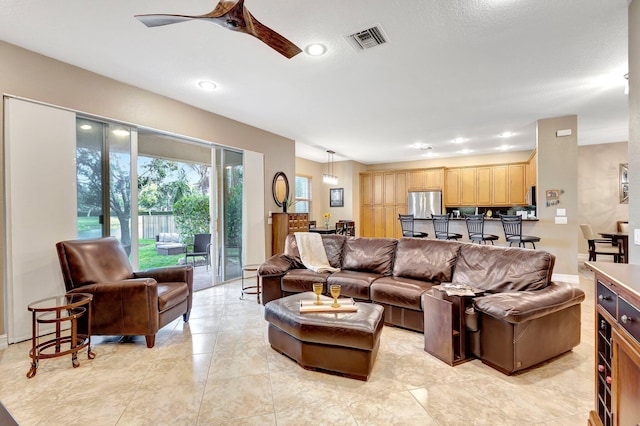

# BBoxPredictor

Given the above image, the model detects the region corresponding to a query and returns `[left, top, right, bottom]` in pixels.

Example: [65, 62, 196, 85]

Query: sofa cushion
[327, 270, 382, 300]
[371, 276, 436, 310]
[393, 238, 461, 282]
[342, 238, 397, 275]
[284, 234, 346, 269]
[282, 269, 332, 293]
[452, 244, 555, 292]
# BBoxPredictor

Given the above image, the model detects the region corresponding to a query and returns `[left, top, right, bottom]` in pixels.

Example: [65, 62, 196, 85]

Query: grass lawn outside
[139, 238, 184, 269]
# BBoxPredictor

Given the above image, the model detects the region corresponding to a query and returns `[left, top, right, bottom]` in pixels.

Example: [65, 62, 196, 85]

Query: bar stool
[431, 214, 462, 240]
[500, 215, 540, 249]
[240, 263, 261, 303]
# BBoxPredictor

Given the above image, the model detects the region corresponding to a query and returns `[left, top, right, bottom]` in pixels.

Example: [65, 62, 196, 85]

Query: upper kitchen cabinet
[408, 168, 444, 191]
[509, 164, 526, 204]
[444, 168, 461, 206]
[526, 150, 537, 189]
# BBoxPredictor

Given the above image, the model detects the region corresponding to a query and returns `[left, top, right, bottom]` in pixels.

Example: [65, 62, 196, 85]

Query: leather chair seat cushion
[284, 234, 346, 269]
[327, 270, 383, 300]
[370, 276, 436, 310]
[452, 244, 555, 292]
[393, 239, 461, 282]
[282, 269, 331, 293]
[342, 238, 397, 276]
[264, 292, 384, 350]
[157, 282, 190, 312]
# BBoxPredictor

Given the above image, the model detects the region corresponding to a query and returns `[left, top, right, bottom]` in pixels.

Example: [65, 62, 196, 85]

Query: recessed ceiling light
[305, 43, 327, 56]
[497, 144, 511, 151]
[452, 137, 465, 144]
[79, 124, 92, 130]
[499, 132, 515, 138]
[411, 142, 429, 150]
[458, 148, 473, 154]
[198, 80, 217, 91]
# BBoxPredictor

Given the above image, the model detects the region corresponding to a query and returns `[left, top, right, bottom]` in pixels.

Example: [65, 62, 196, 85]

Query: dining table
[309, 228, 337, 235]
[599, 231, 629, 263]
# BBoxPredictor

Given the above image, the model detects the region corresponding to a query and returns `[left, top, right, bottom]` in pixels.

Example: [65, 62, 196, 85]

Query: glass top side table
[26, 293, 96, 378]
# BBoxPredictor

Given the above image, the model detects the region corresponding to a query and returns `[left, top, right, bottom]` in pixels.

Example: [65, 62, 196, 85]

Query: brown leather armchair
[56, 237, 193, 348]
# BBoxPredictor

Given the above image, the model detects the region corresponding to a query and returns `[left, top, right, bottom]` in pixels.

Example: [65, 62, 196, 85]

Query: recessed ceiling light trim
[452, 137, 465, 144]
[198, 80, 218, 91]
[305, 43, 327, 56]
[499, 132, 515, 138]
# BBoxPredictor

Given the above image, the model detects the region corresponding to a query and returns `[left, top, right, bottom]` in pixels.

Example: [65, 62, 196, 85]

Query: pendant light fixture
[322, 150, 338, 185]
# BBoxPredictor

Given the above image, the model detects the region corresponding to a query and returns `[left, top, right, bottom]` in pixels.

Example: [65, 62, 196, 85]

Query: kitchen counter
[414, 217, 538, 221]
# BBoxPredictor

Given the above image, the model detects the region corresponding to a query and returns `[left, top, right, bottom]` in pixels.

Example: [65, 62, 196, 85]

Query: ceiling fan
[135, 0, 302, 59]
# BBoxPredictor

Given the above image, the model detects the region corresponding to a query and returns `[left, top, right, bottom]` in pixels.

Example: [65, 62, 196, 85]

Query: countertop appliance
[407, 191, 442, 219]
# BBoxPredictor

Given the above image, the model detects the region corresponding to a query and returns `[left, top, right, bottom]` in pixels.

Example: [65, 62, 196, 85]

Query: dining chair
[464, 214, 499, 244]
[337, 220, 356, 236]
[617, 221, 629, 232]
[580, 224, 622, 262]
[398, 214, 428, 238]
[335, 221, 346, 235]
[431, 214, 462, 240]
[500, 215, 541, 248]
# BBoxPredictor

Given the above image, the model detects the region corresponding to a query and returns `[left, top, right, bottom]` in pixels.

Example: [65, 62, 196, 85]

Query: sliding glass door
[76, 118, 132, 252]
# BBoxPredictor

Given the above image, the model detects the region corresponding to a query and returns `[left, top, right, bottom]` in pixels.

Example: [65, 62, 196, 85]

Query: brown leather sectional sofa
[258, 234, 586, 374]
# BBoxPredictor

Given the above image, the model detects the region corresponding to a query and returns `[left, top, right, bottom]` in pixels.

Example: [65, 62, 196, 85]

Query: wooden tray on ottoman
[299, 298, 358, 313]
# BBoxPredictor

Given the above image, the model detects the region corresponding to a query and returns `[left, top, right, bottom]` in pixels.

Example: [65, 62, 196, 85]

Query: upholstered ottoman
[264, 292, 384, 380]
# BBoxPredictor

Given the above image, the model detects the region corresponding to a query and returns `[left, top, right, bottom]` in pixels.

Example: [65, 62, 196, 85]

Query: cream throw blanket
[294, 232, 340, 273]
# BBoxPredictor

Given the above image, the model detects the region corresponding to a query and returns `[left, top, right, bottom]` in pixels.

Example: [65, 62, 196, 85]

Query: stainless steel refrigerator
[407, 191, 442, 219]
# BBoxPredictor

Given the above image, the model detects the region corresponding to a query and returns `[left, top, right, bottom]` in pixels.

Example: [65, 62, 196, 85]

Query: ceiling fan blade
[244, 10, 302, 59]
[135, 14, 195, 28]
[135, 0, 301, 58]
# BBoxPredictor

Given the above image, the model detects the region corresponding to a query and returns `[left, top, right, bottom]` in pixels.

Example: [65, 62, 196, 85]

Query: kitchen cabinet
[526, 150, 537, 189]
[383, 172, 395, 205]
[444, 168, 461, 206]
[425, 168, 444, 189]
[586, 262, 640, 426]
[408, 169, 425, 190]
[509, 164, 526, 204]
[476, 167, 492, 206]
[361, 173, 372, 206]
[460, 167, 477, 205]
[272, 213, 309, 255]
[395, 172, 408, 205]
[492, 165, 509, 205]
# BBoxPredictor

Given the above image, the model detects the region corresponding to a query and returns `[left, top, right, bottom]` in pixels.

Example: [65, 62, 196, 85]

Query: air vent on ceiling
[345, 25, 388, 51]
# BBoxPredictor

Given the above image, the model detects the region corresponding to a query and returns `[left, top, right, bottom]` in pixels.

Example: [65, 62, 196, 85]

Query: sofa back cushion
[452, 244, 555, 292]
[284, 234, 346, 269]
[342, 238, 397, 275]
[393, 238, 461, 282]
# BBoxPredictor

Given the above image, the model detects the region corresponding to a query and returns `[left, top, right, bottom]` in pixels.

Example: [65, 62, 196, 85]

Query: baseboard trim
[552, 273, 579, 285]
[0, 335, 8, 350]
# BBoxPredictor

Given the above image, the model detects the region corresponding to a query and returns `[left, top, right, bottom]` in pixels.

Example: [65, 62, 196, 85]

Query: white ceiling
[0, 0, 630, 164]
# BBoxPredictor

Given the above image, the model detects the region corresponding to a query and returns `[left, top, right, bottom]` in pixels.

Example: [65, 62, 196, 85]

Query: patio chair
[185, 233, 212, 270]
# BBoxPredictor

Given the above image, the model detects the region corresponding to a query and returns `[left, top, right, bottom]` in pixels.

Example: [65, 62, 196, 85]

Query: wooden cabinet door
[360, 206, 373, 237]
[372, 173, 384, 205]
[361, 174, 372, 206]
[395, 172, 408, 205]
[383, 172, 395, 205]
[373, 206, 385, 238]
[444, 168, 460, 206]
[476, 167, 492, 206]
[509, 164, 526, 205]
[492, 165, 509, 205]
[526, 151, 537, 189]
[408, 170, 425, 190]
[612, 329, 640, 426]
[425, 168, 444, 189]
[383, 206, 397, 238]
[460, 167, 477, 206]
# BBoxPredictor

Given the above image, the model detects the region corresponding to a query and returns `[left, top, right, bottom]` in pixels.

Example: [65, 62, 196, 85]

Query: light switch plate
[557, 208, 566, 216]
[635, 229, 640, 246]
[555, 217, 568, 225]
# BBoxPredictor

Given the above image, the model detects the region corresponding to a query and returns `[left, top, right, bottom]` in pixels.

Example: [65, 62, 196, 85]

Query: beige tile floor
[0, 269, 596, 425]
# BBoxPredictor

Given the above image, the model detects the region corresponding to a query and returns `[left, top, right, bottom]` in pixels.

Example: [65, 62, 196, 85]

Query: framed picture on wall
[620, 163, 629, 204]
[330, 188, 344, 207]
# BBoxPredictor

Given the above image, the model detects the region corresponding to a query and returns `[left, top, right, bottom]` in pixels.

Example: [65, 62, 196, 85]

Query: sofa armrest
[473, 281, 585, 324]
[258, 254, 294, 277]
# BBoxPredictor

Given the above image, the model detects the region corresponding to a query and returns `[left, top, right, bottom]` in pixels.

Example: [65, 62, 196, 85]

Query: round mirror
[272, 171, 289, 207]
